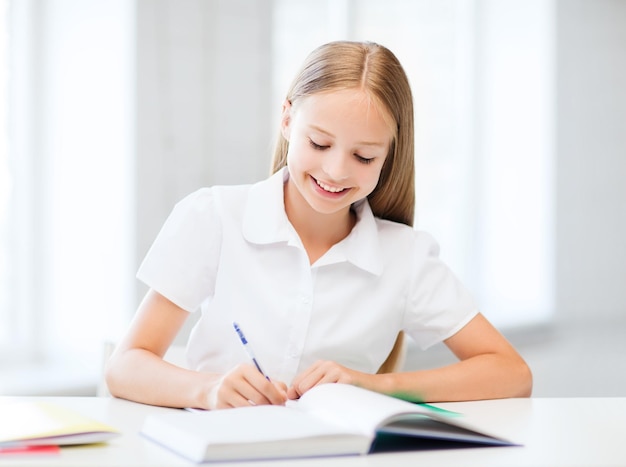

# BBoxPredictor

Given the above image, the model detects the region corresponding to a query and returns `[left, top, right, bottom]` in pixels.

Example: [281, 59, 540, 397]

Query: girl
[105, 41, 532, 409]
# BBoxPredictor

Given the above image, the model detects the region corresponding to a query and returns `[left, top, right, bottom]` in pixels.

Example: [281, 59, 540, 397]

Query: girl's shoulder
[374, 217, 440, 257]
[175, 173, 283, 228]
[176, 182, 255, 212]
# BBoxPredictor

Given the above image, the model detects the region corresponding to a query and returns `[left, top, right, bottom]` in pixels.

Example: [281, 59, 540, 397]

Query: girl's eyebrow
[309, 124, 388, 148]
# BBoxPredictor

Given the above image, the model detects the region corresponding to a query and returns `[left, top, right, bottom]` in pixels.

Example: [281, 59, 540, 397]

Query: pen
[233, 322, 271, 381]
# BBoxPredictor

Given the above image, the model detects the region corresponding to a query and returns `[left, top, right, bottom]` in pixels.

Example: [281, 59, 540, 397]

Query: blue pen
[233, 322, 271, 381]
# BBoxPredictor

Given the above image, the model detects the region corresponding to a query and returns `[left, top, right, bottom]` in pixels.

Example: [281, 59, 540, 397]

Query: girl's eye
[308, 138, 374, 164]
[355, 155, 374, 165]
[309, 139, 329, 150]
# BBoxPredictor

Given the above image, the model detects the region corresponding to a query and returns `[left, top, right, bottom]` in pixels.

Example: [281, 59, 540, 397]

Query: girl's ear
[280, 100, 292, 141]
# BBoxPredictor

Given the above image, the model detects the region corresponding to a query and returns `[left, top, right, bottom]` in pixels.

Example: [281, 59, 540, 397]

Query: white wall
[555, 0, 626, 324]
[134, 0, 273, 310]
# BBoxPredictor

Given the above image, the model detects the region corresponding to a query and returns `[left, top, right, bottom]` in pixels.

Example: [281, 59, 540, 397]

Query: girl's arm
[287, 313, 532, 402]
[105, 290, 287, 409]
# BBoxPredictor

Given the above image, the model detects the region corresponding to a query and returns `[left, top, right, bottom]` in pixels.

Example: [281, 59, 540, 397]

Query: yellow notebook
[0, 401, 119, 447]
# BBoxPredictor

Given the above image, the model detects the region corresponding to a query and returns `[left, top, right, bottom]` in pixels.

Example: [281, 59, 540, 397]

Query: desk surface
[1, 396, 625, 466]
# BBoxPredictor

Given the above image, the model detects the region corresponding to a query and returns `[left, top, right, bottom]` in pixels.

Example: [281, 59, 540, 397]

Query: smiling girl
[105, 41, 532, 409]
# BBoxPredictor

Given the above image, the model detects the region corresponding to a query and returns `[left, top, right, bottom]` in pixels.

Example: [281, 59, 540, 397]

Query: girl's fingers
[289, 361, 351, 398]
[218, 364, 287, 408]
[290, 362, 339, 399]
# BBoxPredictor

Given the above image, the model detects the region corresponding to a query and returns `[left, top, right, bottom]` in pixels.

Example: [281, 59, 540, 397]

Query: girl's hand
[207, 364, 288, 409]
[287, 360, 368, 400]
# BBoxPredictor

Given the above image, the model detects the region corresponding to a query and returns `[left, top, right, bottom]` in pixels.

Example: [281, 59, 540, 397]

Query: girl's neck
[284, 181, 356, 264]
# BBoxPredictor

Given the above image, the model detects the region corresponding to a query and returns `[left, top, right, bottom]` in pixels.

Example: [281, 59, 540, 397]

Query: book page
[294, 385, 512, 446]
[294, 384, 434, 435]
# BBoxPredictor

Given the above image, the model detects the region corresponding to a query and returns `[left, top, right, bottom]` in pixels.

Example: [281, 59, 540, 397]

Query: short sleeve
[136, 188, 222, 312]
[403, 232, 479, 349]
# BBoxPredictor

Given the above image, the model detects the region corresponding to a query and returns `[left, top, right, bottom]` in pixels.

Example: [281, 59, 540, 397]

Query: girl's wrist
[369, 371, 399, 396]
[190, 372, 222, 410]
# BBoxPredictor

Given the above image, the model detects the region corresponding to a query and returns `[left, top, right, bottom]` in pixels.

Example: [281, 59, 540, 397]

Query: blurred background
[0, 0, 624, 397]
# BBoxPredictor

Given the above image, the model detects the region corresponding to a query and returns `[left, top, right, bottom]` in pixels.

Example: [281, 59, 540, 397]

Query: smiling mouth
[314, 177, 347, 193]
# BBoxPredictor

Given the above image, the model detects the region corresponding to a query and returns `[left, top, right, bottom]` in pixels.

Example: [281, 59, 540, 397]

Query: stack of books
[0, 400, 119, 458]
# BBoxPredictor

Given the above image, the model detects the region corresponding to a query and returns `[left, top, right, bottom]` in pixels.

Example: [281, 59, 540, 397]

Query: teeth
[316, 179, 345, 193]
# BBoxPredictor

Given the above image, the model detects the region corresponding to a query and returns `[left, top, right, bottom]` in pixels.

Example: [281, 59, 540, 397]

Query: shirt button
[300, 295, 310, 304]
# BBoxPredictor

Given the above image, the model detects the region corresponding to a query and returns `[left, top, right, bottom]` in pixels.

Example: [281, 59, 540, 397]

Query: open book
[0, 401, 120, 448]
[140, 384, 515, 462]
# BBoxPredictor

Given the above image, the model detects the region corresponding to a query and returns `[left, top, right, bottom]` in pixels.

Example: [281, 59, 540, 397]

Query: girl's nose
[322, 151, 350, 182]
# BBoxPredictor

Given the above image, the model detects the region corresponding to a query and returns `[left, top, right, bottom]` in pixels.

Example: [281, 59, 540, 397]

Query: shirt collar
[242, 167, 293, 245]
[242, 167, 383, 276]
[315, 199, 383, 275]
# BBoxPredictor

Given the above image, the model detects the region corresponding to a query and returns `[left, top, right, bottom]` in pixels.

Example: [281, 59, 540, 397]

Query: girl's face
[281, 88, 393, 218]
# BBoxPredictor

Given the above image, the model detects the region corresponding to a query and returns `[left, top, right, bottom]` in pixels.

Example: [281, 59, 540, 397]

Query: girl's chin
[304, 195, 356, 218]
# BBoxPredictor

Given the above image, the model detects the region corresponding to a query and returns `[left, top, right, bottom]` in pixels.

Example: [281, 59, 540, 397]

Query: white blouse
[137, 168, 478, 384]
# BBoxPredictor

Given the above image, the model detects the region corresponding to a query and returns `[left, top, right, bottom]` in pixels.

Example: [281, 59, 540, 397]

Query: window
[272, 0, 554, 328]
[0, 1, 134, 388]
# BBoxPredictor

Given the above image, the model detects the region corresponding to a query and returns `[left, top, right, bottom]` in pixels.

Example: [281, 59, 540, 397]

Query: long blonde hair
[271, 41, 415, 227]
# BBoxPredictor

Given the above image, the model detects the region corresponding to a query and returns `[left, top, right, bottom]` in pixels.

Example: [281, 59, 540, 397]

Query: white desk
[1, 396, 625, 466]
